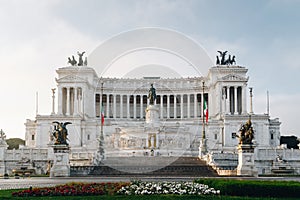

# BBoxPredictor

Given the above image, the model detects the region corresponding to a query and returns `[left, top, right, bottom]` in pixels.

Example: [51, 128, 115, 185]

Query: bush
[6, 138, 25, 150]
[194, 178, 300, 198]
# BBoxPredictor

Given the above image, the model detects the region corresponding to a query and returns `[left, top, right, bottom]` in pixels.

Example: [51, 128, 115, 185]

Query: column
[226, 87, 230, 114]
[147, 96, 150, 106]
[222, 87, 226, 115]
[51, 88, 56, 115]
[100, 92, 103, 116]
[74, 88, 78, 114]
[81, 90, 85, 116]
[234, 86, 238, 115]
[70, 88, 74, 115]
[249, 87, 254, 114]
[58, 87, 63, 115]
[127, 95, 130, 119]
[174, 95, 177, 118]
[133, 95, 136, 119]
[187, 94, 190, 118]
[194, 94, 197, 118]
[106, 94, 110, 118]
[140, 95, 143, 119]
[120, 95, 123, 118]
[167, 95, 170, 118]
[180, 94, 184, 119]
[242, 85, 247, 114]
[160, 95, 163, 119]
[66, 87, 70, 115]
[113, 94, 117, 118]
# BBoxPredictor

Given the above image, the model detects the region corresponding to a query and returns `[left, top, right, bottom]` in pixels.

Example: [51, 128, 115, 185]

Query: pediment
[221, 74, 248, 81]
[56, 75, 87, 83]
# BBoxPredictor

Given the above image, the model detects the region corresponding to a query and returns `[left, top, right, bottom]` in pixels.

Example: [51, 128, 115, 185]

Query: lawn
[1, 179, 300, 200]
[0, 189, 296, 200]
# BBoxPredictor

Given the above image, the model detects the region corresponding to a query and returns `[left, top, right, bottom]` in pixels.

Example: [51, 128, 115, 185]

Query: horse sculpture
[216, 51, 236, 65]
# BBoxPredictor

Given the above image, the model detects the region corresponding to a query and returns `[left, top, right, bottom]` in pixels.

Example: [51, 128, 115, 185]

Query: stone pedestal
[50, 145, 70, 177]
[146, 105, 159, 124]
[237, 144, 257, 176]
[199, 139, 207, 159]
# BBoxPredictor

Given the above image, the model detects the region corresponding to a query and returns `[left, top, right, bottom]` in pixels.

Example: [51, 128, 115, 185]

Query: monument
[145, 84, 160, 151]
[236, 117, 257, 176]
[15, 50, 285, 176]
[145, 84, 159, 124]
[50, 122, 71, 177]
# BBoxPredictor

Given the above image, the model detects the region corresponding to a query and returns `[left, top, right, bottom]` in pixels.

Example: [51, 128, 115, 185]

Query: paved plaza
[1, 176, 300, 190]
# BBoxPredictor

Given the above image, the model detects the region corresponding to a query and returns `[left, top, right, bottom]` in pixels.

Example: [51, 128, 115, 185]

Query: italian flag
[101, 103, 105, 125]
[204, 100, 208, 123]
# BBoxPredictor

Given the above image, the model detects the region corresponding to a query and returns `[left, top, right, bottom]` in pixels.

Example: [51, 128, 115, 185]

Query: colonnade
[95, 93, 208, 119]
[58, 87, 83, 115]
[56, 85, 246, 117]
[222, 86, 246, 115]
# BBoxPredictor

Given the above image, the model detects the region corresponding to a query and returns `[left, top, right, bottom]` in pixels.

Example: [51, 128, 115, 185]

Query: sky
[0, 0, 300, 139]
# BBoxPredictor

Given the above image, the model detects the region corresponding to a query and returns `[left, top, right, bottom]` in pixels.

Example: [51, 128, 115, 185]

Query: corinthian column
[133, 95, 136, 119]
[167, 95, 170, 118]
[51, 88, 56, 115]
[187, 94, 190, 118]
[180, 94, 184, 119]
[174, 95, 177, 118]
[66, 87, 70, 115]
[234, 86, 238, 115]
[120, 95, 123, 118]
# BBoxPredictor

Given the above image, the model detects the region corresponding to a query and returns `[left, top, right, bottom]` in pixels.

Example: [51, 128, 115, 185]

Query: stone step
[70, 157, 218, 177]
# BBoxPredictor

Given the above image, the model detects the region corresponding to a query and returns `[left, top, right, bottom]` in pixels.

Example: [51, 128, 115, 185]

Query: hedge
[194, 178, 300, 198]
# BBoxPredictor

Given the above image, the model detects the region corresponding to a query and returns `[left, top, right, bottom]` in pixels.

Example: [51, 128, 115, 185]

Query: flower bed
[117, 180, 220, 195]
[12, 181, 220, 197]
[12, 182, 129, 197]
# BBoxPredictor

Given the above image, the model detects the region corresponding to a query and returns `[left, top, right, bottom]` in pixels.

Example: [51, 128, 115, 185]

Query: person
[148, 84, 156, 105]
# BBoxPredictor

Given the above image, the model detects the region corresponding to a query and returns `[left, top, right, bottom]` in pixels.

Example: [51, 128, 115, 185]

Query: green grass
[2, 179, 300, 200]
[195, 178, 300, 198]
[0, 189, 298, 200]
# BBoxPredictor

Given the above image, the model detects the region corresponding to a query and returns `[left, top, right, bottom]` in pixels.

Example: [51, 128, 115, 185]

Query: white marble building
[1, 59, 298, 176]
[26, 64, 280, 150]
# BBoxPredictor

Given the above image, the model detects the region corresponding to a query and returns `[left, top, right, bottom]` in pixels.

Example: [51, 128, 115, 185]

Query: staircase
[71, 157, 218, 177]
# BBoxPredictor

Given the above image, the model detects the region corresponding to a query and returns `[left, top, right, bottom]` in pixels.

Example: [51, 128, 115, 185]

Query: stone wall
[0, 148, 50, 175]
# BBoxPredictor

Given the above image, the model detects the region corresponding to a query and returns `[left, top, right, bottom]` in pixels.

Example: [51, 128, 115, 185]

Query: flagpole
[267, 90, 269, 116]
[202, 81, 206, 140]
[99, 81, 105, 162]
[200, 80, 207, 158]
[36, 91, 38, 115]
[100, 81, 104, 140]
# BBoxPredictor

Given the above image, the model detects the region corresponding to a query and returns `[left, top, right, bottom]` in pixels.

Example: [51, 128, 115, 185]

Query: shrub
[194, 178, 300, 198]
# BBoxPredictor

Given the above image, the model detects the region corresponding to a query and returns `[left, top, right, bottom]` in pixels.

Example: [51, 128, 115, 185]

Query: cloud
[0, 1, 98, 138]
[0, 0, 299, 141]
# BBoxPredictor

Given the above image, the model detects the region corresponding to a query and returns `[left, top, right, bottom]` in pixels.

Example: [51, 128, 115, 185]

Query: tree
[6, 138, 25, 150]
